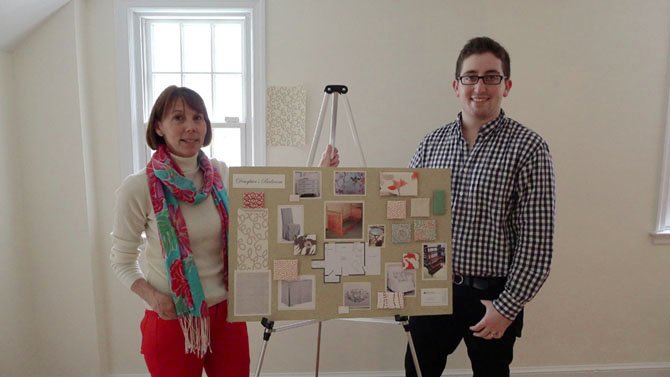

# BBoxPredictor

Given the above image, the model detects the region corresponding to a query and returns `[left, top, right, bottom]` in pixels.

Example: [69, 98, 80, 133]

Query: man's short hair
[455, 37, 511, 79]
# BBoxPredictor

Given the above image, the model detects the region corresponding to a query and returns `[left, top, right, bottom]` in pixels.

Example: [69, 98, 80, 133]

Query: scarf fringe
[178, 315, 211, 358]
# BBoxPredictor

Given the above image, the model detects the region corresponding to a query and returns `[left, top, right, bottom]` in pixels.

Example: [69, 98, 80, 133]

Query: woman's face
[156, 98, 206, 157]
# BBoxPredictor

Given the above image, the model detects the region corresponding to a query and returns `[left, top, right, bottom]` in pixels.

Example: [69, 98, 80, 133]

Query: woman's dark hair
[146, 85, 213, 150]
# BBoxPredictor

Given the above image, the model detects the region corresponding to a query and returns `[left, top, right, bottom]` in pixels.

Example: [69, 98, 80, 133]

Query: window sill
[650, 231, 670, 245]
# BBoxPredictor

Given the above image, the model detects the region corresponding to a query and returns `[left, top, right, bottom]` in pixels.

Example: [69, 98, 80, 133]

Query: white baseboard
[110, 362, 670, 377]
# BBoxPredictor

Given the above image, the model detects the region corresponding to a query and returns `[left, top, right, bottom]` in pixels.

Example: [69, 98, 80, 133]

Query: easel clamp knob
[324, 85, 348, 94]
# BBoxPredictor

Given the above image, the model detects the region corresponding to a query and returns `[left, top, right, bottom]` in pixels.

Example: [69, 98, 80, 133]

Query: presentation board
[227, 167, 452, 322]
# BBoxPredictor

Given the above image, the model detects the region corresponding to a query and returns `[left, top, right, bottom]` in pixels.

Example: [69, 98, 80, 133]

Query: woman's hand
[319, 144, 340, 167]
[150, 291, 178, 320]
[131, 279, 178, 320]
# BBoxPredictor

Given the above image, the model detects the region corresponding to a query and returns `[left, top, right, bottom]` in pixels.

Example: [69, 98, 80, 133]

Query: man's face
[453, 52, 512, 126]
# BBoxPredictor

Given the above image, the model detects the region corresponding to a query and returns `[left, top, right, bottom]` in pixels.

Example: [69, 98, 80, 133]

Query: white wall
[0, 49, 35, 377]
[10, 1, 103, 376]
[3, 0, 670, 376]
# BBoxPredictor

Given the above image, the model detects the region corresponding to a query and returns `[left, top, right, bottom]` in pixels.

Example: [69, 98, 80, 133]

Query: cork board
[227, 167, 452, 322]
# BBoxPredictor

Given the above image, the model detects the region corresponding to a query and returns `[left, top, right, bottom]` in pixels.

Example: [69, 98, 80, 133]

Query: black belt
[453, 274, 506, 290]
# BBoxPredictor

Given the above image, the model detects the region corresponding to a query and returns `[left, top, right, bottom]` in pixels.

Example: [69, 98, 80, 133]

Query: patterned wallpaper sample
[266, 86, 306, 146]
[237, 208, 269, 270]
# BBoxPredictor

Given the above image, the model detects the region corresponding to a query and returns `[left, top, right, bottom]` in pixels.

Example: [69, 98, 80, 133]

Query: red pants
[140, 301, 250, 377]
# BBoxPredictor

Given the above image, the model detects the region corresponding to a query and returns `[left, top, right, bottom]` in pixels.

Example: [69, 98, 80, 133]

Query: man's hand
[469, 300, 512, 340]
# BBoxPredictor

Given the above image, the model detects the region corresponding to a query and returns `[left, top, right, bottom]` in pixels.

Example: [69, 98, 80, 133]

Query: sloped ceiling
[0, 0, 71, 52]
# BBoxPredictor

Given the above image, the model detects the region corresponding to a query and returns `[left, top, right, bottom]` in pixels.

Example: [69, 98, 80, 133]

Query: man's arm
[408, 139, 426, 168]
[494, 142, 556, 320]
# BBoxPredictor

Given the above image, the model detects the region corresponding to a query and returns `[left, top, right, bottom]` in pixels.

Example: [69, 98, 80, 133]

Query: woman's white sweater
[110, 153, 229, 307]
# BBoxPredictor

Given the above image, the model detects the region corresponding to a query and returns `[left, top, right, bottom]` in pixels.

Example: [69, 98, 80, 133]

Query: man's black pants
[404, 283, 524, 377]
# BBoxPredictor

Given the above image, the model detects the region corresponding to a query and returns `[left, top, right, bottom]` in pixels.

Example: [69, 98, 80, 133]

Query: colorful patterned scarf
[146, 144, 229, 357]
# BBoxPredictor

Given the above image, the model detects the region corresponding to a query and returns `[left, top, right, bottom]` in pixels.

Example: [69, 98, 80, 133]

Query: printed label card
[421, 288, 449, 307]
[233, 174, 286, 189]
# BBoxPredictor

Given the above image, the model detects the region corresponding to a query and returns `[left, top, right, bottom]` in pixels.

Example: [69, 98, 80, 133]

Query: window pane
[182, 23, 212, 73]
[183, 74, 213, 113]
[213, 74, 243, 122]
[151, 73, 182, 113]
[214, 23, 242, 72]
[150, 23, 181, 72]
[207, 128, 242, 167]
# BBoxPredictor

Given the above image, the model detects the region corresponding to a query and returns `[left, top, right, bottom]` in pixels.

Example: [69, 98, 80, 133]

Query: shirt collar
[456, 109, 506, 139]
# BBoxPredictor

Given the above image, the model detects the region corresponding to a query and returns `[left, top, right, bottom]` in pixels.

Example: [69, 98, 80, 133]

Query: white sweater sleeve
[110, 171, 150, 289]
[214, 159, 229, 191]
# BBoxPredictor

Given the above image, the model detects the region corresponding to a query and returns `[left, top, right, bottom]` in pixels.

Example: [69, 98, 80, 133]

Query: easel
[306, 85, 366, 167]
[255, 315, 422, 377]
[254, 85, 423, 377]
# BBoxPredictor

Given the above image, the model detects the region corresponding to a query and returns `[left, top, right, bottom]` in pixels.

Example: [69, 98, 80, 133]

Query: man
[405, 37, 555, 377]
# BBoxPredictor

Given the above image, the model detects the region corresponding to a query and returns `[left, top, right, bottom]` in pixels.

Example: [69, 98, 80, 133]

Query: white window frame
[115, 0, 265, 177]
[653, 87, 670, 244]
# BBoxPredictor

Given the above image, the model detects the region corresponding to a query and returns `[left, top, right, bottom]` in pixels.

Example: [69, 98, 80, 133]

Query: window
[116, 0, 265, 174]
[653, 93, 670, 244]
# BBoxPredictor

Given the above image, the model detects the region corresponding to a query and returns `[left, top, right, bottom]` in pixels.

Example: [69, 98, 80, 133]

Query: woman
[111, 85, 338, 377]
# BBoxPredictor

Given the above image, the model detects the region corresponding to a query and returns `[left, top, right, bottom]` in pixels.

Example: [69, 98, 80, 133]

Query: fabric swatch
[379, 171, 419, 197]
[414, 219, 437, 241]
[377, 292, 405, 309]
[243, 192, 265, 208]
[234, 270, 271, 316]
[402, 252, 419, 270]
[237, 209, 269, 270]
[266, 86, 306, 146]
[410, 197, 430, 217]
[273, 259, 299, 281]
[392, 223, 412, 244]
[432, 190, 446, 215]
[387, 200, 407, 219]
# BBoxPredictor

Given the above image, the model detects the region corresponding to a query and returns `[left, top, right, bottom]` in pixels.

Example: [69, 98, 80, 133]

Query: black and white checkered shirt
[410, 110, 555, 320]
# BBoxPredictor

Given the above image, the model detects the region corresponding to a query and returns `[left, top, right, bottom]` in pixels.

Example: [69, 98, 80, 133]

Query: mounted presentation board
[227, 167, 452, 322]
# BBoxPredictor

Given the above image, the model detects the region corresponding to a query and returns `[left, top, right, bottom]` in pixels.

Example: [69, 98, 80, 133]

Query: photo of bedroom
[324, 201, 364, 240]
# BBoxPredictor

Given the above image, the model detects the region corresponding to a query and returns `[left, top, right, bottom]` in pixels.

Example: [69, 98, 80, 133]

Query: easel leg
[254, 318, 275, 377]
[315, 321, 322, 377]
[396, 315, 423, 377]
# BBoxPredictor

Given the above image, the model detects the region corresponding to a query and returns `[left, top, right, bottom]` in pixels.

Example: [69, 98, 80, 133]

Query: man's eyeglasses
[457, 75, 506, 85]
